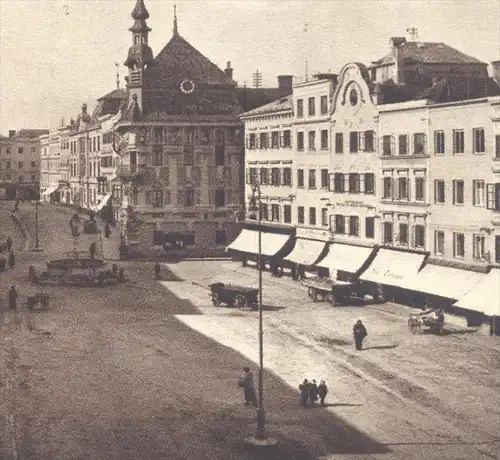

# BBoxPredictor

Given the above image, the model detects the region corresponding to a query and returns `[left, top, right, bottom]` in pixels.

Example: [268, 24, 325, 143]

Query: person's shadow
[362, 344, 398, 350]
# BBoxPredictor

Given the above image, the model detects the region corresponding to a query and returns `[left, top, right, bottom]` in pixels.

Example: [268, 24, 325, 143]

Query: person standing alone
[353, 319, 368, 351]
[8, 285, 18, 312]
[238, 367, 257, 407]
[317, 380, 328, 406]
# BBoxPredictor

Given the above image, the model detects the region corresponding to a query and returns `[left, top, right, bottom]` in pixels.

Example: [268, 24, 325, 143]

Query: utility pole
[115, 62, 120, 89]
[252, 70, 262, 88]
[406, 26, 418, 42]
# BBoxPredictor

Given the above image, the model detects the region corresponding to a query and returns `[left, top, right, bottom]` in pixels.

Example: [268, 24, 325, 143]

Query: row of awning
[40, 185, 60, 196]
[227, 229, 500, 316]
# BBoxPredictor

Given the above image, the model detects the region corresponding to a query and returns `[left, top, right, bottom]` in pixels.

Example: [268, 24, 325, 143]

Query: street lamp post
[245, 180, 276, 448]
[34, 198, 40, 250]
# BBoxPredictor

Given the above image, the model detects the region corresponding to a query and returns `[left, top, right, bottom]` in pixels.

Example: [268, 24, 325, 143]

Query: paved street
[162, 260, 500, 460]
[0, 201, 389, 460]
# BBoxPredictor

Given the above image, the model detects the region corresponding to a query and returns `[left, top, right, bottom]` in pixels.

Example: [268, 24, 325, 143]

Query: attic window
[349, 88, 358, 106]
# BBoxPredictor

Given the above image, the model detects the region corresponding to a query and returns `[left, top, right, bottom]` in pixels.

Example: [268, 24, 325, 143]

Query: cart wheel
[408, 318, 421, 334]
[325, 293, 336, 306]
[233, 294, 247, 309]
[307, 287, 315, 299]
[212, 293, 221, 307]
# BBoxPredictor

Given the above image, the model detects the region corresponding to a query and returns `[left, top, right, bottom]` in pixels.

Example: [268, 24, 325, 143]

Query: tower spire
[173, 4, 178, 36]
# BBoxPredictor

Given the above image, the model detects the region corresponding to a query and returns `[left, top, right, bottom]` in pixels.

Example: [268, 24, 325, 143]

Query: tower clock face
[180, 79, 195, 94]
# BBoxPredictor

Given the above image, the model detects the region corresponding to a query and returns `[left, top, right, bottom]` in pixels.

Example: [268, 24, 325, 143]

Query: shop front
[317, 243, 374, 281]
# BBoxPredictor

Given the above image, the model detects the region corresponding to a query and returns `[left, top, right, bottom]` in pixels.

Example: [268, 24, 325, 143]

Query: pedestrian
[309, 379, 318, 406]
[317, 380, 328, 407]
[89, 242, 97, 260]
[8, 285, 18, 312]
[238, 366, 257, 407]
[6, 236, 13, 252]
[154, 262, 161, 280]
[104, 223, 111, 239]
[353, 319, 368, 351]
[299, 379, 310, 407]
[8, 250, 15, 269]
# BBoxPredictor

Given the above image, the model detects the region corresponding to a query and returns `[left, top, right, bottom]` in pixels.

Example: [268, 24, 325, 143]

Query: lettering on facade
[371, 267, 404, 280]
[335, 201, 370, 208]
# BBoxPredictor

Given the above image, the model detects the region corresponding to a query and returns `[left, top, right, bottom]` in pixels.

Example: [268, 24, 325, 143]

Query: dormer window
[134, 35, 140, 44]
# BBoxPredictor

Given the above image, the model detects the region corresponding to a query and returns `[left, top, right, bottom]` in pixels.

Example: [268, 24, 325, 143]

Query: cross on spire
[173, 4, 178, 35]
[406, 26, 418, 42]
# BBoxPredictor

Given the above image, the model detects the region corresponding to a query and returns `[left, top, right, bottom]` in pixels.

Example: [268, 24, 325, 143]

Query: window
[434, 180, 445, 203]
[297, 206, 305, 224]
[365, 217, 374, 238]
[473, 234, 486, 260]
[153, 148, 163, 166]
[349, 131, 358, 153]
[382, 135, 393, 156]
[6, 161, 11, 169]
[271, 131, 279, 149]
[283, 130, 291, 148]
[215, 230, 227, 245]
[320, 169, 328, 188]
[297, 169, 304, 187]
[284, 205, 292, 223]
[473, 128, 485, 154]
[333, 173, 344, 193]
[185, 189, 195, 207]
[259, 132, 268, 149]
[434, 130, 445, 154]
[473, 180, 485, 206]
[398, 134, 408, 155]
[215, 189, 225, 207]
[349, 216, 359, 236]
[496, 134, 500, 159]
[18, 147, 23, 154]
[496, 235, 500, 263]
[348, 173, 360, 193]
[283, 168, 292, 186]
[383, 222, 393, 244]
[321, 208, 328, 227]
[415, 177, 425, 201]
[271, 168, 280, 185]
[248, 133, 256, 149]
[453, 129, 464, 154]
[308, 169, 316, 188]
[271, 204, 280, 222]
[297, 132, 304, 150]
[434, 231, 445, 255]
[247, 168, 258, 184]
[486, 183, 500, 210]
[452, 180, 464, 205]
[309, 207, 317, 225]
[308, 97, 315, 116]
[453, 233, 465, 258]
[320, 95, 328, 114]
[320, 130, 328, 150]
[18, 161, 23, 169]
[215, 145, 225, 165]
[260, 168, 268, 185]
[296, 99, 304, 117]
[397, 177, 408, 200]
[335, 133, 343, 153]
[364, 130, 375, 152]
[413, 133, 426, 154]
[414, 225, 425, 248]
[383, 177, 393, 199]
[365, 173, 375, 194]
[152, 189, 163, 208]
[308, 131, 316, 150]
[259, 203, 268, 220]
[334, 215, 345, 234]
[399, 223, 408, 245]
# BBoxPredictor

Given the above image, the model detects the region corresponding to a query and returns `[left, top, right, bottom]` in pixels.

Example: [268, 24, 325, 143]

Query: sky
[0, 0, 499, 134]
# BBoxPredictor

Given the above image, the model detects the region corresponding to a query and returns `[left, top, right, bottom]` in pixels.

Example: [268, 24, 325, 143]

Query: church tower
[124, 0, 154, 111]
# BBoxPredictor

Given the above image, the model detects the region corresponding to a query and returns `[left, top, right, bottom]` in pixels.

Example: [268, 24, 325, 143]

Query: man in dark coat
[353, 319, 368, 351]
[299, 379, 310, 407]
[8, 250, 15, 269]
[89, 242, 97, 260]
[309, 379, 319, 406]
[104, 224, 111, 239]
[154, 262, 161, 280]
[6, 236, 13, 252]
[9, 286, 18, 312]
[238, 367, 257, 406]
[317, 380, 328, 407]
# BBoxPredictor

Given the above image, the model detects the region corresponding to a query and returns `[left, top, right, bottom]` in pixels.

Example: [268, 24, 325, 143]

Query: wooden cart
[408, 309, 445, 335]
[209, 282, 259, 309]
[302, 277, 356, 306]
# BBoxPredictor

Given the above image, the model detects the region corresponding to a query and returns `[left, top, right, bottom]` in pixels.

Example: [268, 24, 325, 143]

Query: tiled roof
[241, 94, 293, 117]
[11, 129, 49, 139]
[372, 42, 485, 66]
[93, 89, 128, 119]
[416, 77, 500, 102]
[97, 89, 127, 101]
[236, 87, 292, 113]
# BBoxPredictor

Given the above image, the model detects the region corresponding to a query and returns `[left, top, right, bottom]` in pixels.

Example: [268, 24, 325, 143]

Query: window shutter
[329, 173, 334, 192]
[340, 174, 345, 192]
[391, 136, 396, 155]
[358, 174, 364, 193]
[486, 183, 495, 209]
[279, 169, 284, 186]
[391, 178, 395, 199]
[359, 132, 366, 151]
[343, 174, 349, 192]
[279, 132, 284, 148]
[407, 178, 411, 201]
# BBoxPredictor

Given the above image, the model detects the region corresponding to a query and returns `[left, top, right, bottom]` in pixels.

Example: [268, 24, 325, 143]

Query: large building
[234, 35, 500, 313]
[0, 129, 49, 200]
[113, 0, 291, 256]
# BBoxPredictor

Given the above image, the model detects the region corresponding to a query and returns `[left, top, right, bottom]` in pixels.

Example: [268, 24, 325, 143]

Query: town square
[1, 1, 499, 459]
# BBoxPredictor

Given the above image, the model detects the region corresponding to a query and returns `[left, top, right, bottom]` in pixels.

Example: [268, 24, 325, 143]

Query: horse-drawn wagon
[302, 277, 360, 306]
[408, 308, 445, 335]
[209, 282, 259, 309]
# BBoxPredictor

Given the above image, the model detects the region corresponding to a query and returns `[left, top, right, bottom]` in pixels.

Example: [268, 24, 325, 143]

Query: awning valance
[454, 268, 500, 316]
[227, 228, 290, 257]
[398, 264, 485, 300]
[360, 249, 425, 287]
[284, 238, 327, 266]
[95, 193, 112, 211]
[40, 185, 59, 196]
[317, 244, 374, 274]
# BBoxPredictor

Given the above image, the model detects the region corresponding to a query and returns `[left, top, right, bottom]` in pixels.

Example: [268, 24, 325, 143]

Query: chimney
[372, 83, 384, 105]
[224, 61, 234, 80]
[277, 75, 293, 92]
[82, 103, 87, 115]
[390, 37, 406, 85]
[492, 60, 500, 85]
[8, 130, 16, 138]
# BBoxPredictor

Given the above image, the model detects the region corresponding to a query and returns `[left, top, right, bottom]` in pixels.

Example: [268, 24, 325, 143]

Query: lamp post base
[244, 435, 277, 448]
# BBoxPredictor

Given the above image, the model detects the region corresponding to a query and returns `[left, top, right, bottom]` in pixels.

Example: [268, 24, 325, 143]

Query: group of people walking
[299, 379, 328, 407]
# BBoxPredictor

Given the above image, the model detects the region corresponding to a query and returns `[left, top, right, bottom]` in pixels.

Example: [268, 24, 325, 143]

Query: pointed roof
[131, 0, 149, 20]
